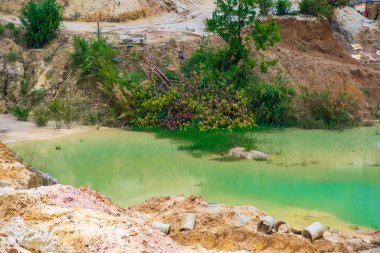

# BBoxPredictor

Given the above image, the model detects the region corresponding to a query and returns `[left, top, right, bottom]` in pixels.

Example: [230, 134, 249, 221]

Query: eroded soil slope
[274, 17, 380, 105]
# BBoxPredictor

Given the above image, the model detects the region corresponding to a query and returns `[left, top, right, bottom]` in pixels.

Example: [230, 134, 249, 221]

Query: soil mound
[131, 195, 379, 252]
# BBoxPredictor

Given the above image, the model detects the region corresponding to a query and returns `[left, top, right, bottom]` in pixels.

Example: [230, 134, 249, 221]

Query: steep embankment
[1, 142, 380, 252]
[273, 14, 380, 107]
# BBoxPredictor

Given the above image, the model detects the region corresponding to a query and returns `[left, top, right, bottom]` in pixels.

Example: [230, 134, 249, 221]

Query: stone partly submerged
[227, 147, 271, 160]
[1, 142, 380, 252]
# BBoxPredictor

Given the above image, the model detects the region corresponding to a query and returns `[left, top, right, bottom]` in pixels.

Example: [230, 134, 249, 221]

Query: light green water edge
[8, 125, 380, 231]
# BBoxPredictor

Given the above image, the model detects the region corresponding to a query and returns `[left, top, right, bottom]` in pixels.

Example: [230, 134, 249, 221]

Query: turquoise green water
[8, 125, 380, 230]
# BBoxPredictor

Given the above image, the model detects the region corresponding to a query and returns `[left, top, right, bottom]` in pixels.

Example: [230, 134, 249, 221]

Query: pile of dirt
[131, 195, 380, 252]
[276, 17, 354, 63]
[273, 17, 380, 107]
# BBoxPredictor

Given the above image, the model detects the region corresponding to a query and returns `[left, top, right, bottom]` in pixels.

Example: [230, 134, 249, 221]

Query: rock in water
[227, 147, 270, 160]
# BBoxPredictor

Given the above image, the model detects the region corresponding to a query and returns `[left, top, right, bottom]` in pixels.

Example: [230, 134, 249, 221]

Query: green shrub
[4, 22, 16, 31]
[123, 69, 146, 84]
[193, 91, 254, 130]
[48, 98, 64, 128]
[81, 112, 98, 125]
[33, 106, 49, 127]
[297, 87, 361, 129]
[20, 0, 63, 48]
[126, 84, 182, 128]
[28, 89, 46, 106]
[10, 105, 30, 121]
[0, 24, 4, 35]
[5, 50, 21, 62]
[20, 79, 28, 96]
[298, 0, 333, 17]
[71, 35, 118, 90]
[257, 0, 274, 15]
[276, 0, 292, 15]
[62, 99, 74, 128]
[247, 80, 295, 126]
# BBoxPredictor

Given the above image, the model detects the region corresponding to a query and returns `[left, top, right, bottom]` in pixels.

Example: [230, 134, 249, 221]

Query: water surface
[9, 125, 380, 230]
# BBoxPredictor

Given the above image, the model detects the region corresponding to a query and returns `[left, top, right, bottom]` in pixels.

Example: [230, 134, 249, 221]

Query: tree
[20, 0, 63, 48]
[205, 0, 281, 86]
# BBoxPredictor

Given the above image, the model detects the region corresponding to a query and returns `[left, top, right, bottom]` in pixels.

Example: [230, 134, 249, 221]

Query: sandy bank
[0, 114, 96, 143]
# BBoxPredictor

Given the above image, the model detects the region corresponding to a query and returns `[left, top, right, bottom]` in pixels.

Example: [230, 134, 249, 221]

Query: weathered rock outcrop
[0, 39, 24, 110]
[331, 7, 380, 54]
[0, 185, 194, 253]
[0, 143, 56, 189]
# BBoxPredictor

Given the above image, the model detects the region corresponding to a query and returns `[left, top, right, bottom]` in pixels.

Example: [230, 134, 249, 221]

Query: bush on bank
[20, 0, 63, 48]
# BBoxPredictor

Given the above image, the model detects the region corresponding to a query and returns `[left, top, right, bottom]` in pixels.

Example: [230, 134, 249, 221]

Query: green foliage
[276, 0, 292, 15]
[125, 78, 255, 130]
[4, 22, 16, 31]
[298, 0, 333, 17]
[20, 79, 28, 96]
[10, 105, 30, 121]
[48, 98, 64, 128]
[328, 0, 349, 8]
[257, 0, 274, 15]
[193, 91, 254, 130]
[206, 0, 281, 88]
[71, 35, 118, 90]
[20, 0, 63, 48]
[62, 99, 74, 128]
[0, 23, 4, 35]
[28, 89, 46, 106]
[32, 106, 49, 127]
[126, 84, 182, 128]
[297, 88, 360, 129]
[5, 50, 21, 62]
[247, 79, 295, 126]
[81, 113, 98, 125]
[123, 69, 146, 84]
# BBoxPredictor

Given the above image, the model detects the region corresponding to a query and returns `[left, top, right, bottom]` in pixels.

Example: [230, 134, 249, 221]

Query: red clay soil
[274, 18, 380, 105]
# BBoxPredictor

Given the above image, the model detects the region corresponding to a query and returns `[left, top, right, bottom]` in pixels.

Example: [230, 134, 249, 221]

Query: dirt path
[0, 114, 94, 143]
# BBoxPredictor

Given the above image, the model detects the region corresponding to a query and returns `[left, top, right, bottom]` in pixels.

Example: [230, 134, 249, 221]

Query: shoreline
[0, 114, 98, 143]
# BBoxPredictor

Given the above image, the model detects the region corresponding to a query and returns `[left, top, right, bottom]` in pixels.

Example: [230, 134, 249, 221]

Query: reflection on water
[9, 125, 380, 230]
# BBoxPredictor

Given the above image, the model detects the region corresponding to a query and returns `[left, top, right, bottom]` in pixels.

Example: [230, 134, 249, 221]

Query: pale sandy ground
[0, 0, 214, 43]
[0, 114, 94, 143]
